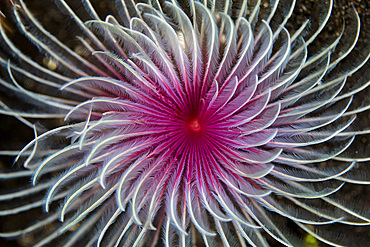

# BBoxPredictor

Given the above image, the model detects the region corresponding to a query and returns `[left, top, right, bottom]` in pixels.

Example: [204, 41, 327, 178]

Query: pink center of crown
[188, 119, 202, 133]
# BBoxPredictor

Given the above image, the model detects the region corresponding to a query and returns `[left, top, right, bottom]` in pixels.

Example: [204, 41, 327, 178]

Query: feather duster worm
[0, 0, 369, 246]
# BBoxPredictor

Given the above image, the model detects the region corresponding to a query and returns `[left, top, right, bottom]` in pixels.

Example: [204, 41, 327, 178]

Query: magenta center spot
[188, 119, 202, 133]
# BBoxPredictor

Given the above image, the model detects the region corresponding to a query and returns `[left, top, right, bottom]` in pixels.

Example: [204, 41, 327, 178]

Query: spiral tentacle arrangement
[0, 0, 369, 246]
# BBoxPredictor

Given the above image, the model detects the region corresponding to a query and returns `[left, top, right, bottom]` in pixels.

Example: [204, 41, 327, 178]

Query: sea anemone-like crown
[0, 0, 369, 246]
